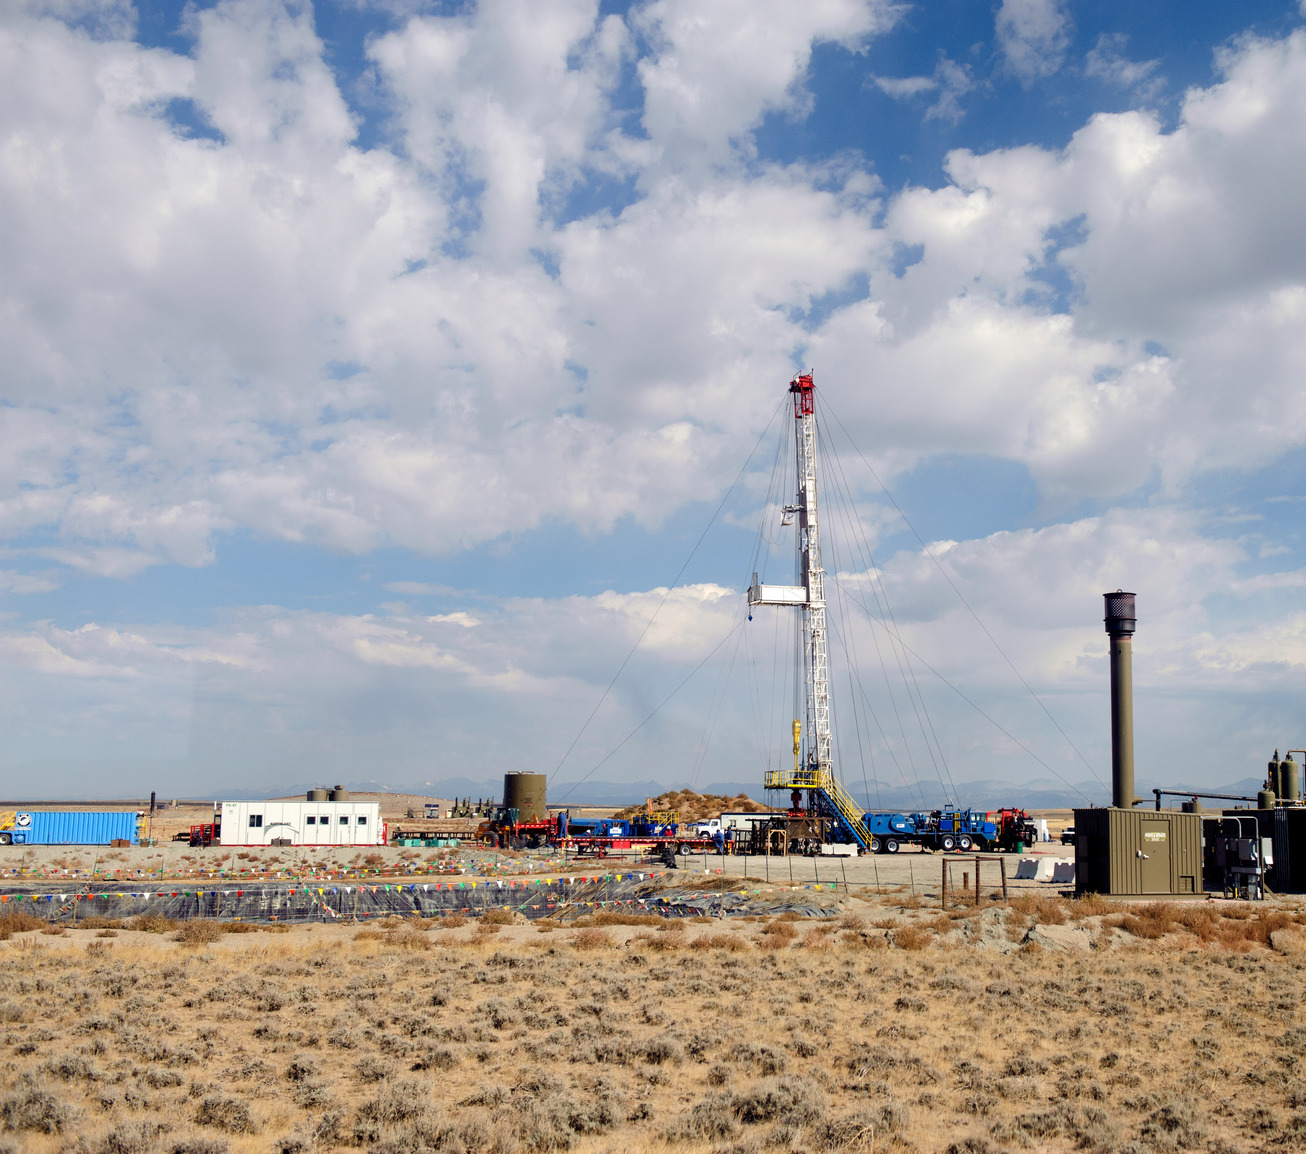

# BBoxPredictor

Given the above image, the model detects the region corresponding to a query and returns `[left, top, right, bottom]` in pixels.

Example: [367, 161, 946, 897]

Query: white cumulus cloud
[0, 2, 1304, 793]
[995, 0, 1071, 84]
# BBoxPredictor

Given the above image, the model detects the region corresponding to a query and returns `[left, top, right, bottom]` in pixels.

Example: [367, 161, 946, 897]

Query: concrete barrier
[819, 843, 857, 857]
[1016, 857, 1075, 882]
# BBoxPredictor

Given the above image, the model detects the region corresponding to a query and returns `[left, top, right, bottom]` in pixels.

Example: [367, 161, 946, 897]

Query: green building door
[1140, 822, 1170, 893]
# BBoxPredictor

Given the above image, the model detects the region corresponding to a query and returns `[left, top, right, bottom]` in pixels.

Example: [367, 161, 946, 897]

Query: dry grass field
[1, 893, 1305, 1154]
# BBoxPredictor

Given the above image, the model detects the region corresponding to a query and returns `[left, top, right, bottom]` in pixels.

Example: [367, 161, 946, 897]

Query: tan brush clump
[0, 897, 1303, 1151]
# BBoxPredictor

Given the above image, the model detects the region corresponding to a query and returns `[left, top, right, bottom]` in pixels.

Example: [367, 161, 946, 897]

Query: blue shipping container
[8, 811, 140, 846]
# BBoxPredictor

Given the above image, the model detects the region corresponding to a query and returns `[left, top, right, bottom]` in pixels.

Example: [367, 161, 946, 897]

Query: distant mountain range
[208, 773, 1269, 813]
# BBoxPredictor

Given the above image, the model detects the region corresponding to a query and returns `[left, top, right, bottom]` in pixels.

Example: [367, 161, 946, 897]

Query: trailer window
[339, 816, 349, 825]
[249, 815, 262, 829]
[306, 816, 316, 826]
[357, 816, 368, 826]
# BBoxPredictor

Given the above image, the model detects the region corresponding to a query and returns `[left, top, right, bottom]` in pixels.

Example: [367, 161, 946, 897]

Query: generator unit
[1074, 806, 1202, 896]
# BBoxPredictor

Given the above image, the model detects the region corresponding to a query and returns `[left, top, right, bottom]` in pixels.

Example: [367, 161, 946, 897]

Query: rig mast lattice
[749, 373, 869, 846]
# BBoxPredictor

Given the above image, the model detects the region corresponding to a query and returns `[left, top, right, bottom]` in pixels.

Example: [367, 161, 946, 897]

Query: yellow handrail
[765, 769, 825, 789]
[822, 775, 870, 843]
[763, 769, 870, 847]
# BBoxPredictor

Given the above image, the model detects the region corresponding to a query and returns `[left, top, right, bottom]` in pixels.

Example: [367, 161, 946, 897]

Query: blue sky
[1, 0, 1305, 800]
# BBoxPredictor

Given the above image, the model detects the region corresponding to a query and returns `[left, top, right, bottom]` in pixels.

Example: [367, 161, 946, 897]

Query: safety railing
[820, 774, 872, 850]
[763, 769, 871, 850]
[764, 769, 824, 789]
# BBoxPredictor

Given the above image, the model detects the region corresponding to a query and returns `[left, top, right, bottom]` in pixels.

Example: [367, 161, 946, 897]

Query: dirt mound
[614, 790, 774, 822]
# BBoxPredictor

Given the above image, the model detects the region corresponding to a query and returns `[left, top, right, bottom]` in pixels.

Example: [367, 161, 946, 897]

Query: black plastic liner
[0, 872, 834, 923]
[0, 872, 667, 924]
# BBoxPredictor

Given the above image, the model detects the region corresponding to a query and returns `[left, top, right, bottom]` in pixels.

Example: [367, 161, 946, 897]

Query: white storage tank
[220, 800, 384, 847]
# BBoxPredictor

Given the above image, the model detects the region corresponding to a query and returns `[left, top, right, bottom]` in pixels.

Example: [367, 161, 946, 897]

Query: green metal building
[1073, 807, 1202, 896]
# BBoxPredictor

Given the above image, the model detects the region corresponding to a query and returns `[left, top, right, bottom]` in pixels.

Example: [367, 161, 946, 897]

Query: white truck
[690, 812, 775, 839]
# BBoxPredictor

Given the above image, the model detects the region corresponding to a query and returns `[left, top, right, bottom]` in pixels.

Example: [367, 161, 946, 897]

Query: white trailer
[720, 811, 775, 831]
[220, 800, 384, 847]
[692, 813, 778, 838]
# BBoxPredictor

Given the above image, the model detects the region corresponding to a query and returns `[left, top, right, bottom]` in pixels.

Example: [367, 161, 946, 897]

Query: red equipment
[789, 371, 815, 417]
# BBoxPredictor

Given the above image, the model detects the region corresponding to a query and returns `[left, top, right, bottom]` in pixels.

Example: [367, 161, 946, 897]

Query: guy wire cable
[688, 600, 750, 791]
[740, 611, 765, 779]
[818, 417, 932, 810]
[828, 591, 881, 813]
[826, 519, 880, 811]
[832, 534, 884, 812]
[735, 417, 789, 783]
[829, 573, 1096, 804]
[750, 423, 792, 565]
[553, 616, 750, 802]
[549, 394, 788, 784]
[819, 418, 931, 793]
[819, 413, 959, 805]
[754, 418, 796, 780]
[820, 412, 943, 782]
[822, 458, 927, 811]
[821, 396, 1109, 795]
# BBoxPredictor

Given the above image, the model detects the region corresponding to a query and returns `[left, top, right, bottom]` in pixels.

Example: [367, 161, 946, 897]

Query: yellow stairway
[763, 769, 871, 849]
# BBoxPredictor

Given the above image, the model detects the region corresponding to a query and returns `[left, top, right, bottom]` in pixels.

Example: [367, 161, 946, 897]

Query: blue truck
[861, 807, 998, 853]
[553, 810, 710, 858]
[563, 816, 681, 840]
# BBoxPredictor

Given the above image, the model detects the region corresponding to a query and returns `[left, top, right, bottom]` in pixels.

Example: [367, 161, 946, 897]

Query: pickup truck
[1060, 827, 1076, 846]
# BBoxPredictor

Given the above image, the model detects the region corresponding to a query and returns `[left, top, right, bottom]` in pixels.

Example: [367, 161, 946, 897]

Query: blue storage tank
[862, 813, 912, 836]
[9, 811, 140, 846]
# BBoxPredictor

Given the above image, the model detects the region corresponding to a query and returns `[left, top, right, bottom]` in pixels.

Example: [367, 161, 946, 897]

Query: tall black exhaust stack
[1104, 591, 1137, 809]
